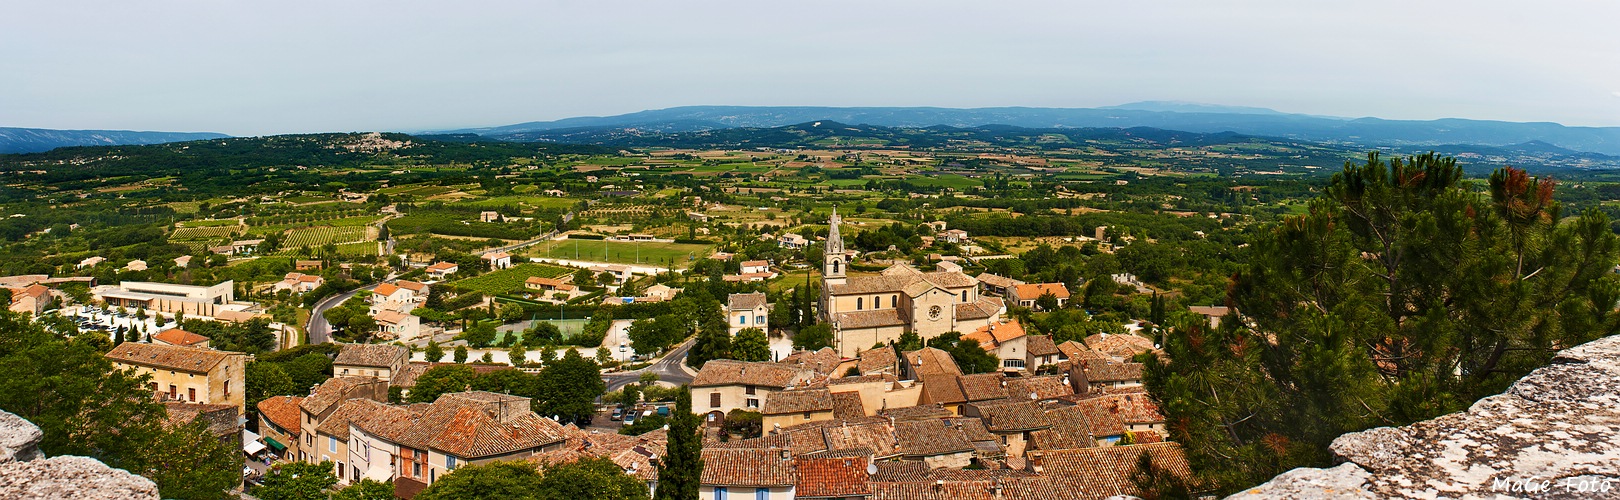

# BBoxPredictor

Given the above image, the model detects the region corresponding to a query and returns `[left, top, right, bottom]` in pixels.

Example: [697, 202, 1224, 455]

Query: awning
[264, 437, 287, 451]
[243, 430, 267, 456]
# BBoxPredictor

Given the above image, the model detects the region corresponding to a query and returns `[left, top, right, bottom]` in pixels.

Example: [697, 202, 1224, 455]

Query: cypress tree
[656, 386, 702, 500]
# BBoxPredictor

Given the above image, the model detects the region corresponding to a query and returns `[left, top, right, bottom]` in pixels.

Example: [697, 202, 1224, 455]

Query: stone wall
[1229, 336, 1620, 499]
[0, 410, 160, 499]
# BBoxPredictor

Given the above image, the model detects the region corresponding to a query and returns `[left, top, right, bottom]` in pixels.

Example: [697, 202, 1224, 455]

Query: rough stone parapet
[1230, 335, 1620, 499]
[0, 410, 160, 499]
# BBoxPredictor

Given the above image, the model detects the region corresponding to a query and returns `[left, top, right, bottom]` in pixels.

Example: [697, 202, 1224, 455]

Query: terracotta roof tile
[727, 292, 767, 311]
[857, 346, 900, 375]
[880, 404, 952, 422]
[1005, 375, 1073, 401]
[835, 309, 907, 329]
[917, 374, 967, 405]
[780, 347, 841, 375]
[894, 419, 973, 457]
[692, 360, 815, 389]
[700, 448, 797, 487]
[1082, 333, 1155, 358]
[958, 373, 1010, 402]
[974, 273, 1024, 289]
[820, 420, 900, 458]
[763, 388, 834, 415]
[970, 400, 1051, 433]
[904, 348, 962, 377]
[334, 343, 408, 368]
[1034, 443, 1193, 500]
[1029, 405, 1097, 451]
[152, 328, 210, 346]
[1078, 361, 1144, 383]
[256, 395, 304, 434]
[829, 391, 866, 419]
[795, 452, 872, 498]
[106, 343, 235, 374]
[1072, 399, 1127, 437]
[955, 297, 1005, 321]
[1012, 283, 1071, 301]
[1026, 335, 1060, 357]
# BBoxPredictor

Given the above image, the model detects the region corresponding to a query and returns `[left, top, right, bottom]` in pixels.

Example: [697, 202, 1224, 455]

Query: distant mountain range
[0, 127, 228, 154]
[438, 103, 1620, 156]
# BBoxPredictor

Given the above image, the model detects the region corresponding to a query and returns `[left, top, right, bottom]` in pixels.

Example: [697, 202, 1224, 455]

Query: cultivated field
[529, 239, 711, 266]
[449, 263, 574, 296]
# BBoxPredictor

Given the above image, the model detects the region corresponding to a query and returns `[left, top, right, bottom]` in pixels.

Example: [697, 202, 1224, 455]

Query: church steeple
[824, 207, 846, 285]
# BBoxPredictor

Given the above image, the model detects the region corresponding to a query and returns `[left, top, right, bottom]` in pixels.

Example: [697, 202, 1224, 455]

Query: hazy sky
[4, 1, 1618, 136]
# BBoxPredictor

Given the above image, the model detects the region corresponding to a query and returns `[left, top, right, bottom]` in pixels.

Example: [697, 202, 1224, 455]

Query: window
[745, 385, 756, 395]
[447, 456, 457, 470]
[756, 487, 769, 500]
[223, 382, 230, 398]
[803, 411, 812, 420]
[961, 291, 968, 302]
[891, 295, 897, 308]
[342, 368, 349, 375]
[329, 436, 337, 453]
[413, 461, 422, 477]
[337, 462, 345, 480]
[873, 295, 881, 308]
[710, 393, 722, 408]
[755, 315, 766, 325]
[856, 297, 862, 310]
[168, 385, 177, 399]
[715, 487, 728, 500]
[1004, 359, 1026, 369]
[738, 315, 746, 325]
[149, 382, 158, 394]
[746, 398, 759, 408]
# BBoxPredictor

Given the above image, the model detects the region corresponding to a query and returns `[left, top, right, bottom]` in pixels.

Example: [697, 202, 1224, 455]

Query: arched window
[856, 297, 863, 310]
[891, 295, 898, 308]
[874, 295, 882, 308]
[832, 260, 841, 273]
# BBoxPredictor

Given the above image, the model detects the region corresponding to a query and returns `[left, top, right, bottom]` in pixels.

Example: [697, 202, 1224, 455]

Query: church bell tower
[824, 207, 847, 286]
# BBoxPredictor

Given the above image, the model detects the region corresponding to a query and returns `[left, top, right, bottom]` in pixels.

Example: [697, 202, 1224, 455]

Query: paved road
[306, 283, 379, 344]
[604, 337, 696, 392]
[479, 230, 559, 256]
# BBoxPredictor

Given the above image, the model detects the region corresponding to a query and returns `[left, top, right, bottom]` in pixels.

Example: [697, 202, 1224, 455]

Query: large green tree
[731, 327, 770, 362]
[252, 461, 339, 500]
[1147, 154, 1620, 493]
[536, 348, 604, 422]
[408, 364, 479, 403]
[655, 386, 701, 500]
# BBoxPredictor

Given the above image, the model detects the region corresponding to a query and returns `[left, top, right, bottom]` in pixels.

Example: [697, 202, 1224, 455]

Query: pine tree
[656, 386, 702, 500]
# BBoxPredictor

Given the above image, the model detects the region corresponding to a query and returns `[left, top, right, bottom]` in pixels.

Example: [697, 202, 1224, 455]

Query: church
[820, 209, 1006, 357]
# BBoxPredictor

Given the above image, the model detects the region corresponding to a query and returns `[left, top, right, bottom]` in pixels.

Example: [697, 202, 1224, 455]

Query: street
[305, 283, 378, 345]
[604, 337, 696, 392]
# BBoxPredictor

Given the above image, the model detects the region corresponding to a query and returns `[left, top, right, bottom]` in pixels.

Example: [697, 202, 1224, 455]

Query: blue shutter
[756, 487, 768, 500]
[715, 487, 727, 500]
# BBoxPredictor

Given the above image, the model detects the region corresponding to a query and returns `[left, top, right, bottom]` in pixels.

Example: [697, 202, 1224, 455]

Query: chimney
[780, 449, 791, 461]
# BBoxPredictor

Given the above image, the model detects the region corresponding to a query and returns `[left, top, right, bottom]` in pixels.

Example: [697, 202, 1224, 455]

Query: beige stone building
[332, 343, 410, 383]
[819, 209, 1004, 357]
[690, 360, 817, 425]
[106, 343, 246, 414]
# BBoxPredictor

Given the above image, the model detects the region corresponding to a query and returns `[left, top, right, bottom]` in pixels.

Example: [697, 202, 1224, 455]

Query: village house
[106, 342, 246, 414]
[1007, 283, 1070, 310]
[777, 233, 809, 249]
[760, 388, 836, 431]
[332, 343, 410, 383]
[725, 292, 769, 336]
[295, 260, 323, 271]
[691, 360, 818, 424]
[7, 284, 53, 316]
[345, 391, 571, 490]
[961, 399, 1050, 458]
[962, 319, 1031, 372]
[424, 262, 459, 280]
[700, 448, 798, 500]
[77, 256, 106, 269]
[174, 255, 193, 268]
[525, 276, 576, 294]
[939, 229, 970, 244]
[483, 251, 513, 270]
[740, 260, 772, 275]
[256, 395, 303, 459]
[369, 280, 428, 315]
[297, 377, 389, 463]
[274, 272, 325, 294]
[974, 273, 1024, 296]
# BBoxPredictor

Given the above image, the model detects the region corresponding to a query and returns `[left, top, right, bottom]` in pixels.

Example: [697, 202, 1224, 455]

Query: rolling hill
[0, 127, 229, 154]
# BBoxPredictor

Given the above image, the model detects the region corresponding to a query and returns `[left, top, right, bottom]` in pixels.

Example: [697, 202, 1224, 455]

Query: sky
[3, 1, 1618, 136]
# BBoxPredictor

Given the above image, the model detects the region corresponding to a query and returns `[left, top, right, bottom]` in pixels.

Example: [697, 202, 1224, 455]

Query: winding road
[603, 338, 696, 392]
[306, 283, 379, 345]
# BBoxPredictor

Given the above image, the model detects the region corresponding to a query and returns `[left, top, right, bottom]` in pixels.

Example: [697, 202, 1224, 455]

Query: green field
[171, 225, 242, 240]
[464, 195, 580, 210]
[529, 239, 711, 267]
[282, 225, 370, 247]
[449, 263, 574, 295]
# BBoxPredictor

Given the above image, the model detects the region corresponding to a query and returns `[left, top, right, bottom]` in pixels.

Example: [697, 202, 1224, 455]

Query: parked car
[611, 407, 625, 421]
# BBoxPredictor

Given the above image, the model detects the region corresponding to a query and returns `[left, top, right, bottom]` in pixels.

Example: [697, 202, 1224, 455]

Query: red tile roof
[152, 328, 210, 346]
[692, 360, 815, 389]
[763, 388, 834, 415]
[795, 452, 872, 498]
[1034, 443, 1193, 500]
[256, 395, 304, 434]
